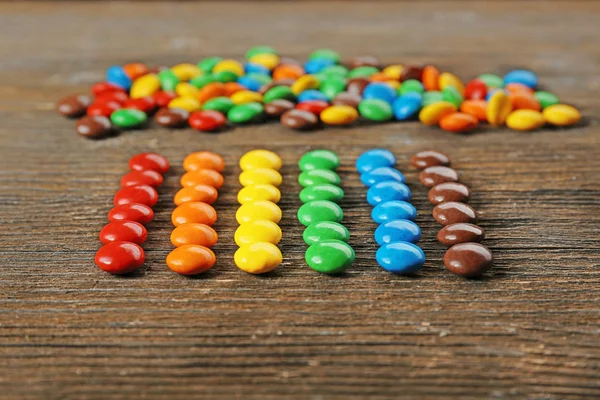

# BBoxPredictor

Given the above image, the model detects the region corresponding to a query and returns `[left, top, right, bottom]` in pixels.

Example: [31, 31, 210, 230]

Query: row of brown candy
[412, 150, 493, 278]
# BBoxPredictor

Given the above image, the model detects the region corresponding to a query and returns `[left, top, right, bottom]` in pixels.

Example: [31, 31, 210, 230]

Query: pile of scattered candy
[57, 46, 582, 137]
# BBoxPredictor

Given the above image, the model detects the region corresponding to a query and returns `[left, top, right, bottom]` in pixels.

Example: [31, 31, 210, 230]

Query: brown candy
[75, 116, 113, 139]
[264, 99, 295, 118]
[400, 65, 424, 82]
[444, 242, 493, 278]
[428, 182, 471, 205]
[332, 92, 362, 108]
[259, 79, 295, 95]
[348, 55, 381, 69]
[411, 150, 451, 169]
[433, 202, 477, 226]
[56, 94, 92, 118]
[346, 77, 370, 96]
[280, 109, 318, 130]
[437, 223, 485, 247]
[419, 166, 459, 187]
[154, 108, 189, 128]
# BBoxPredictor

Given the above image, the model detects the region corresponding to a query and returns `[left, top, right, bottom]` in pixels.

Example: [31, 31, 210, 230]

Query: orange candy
[123, 63, 149, 80]
[197, 82, 226, 105]
[422, 65, 441, 91]
[509, 92, 542, 111]
[183, 151, 226, 172]
[170, 223, 218, 247]
[505, 83, 534, 95]
[180, 169, 224, 189]
[439, 112, 478, 133]
[171, 202, 217, 226]
[370, 72, 396, 83]
[174, 185, 218, 206]
[224, 82, 246, 97]
[460, 100, 488, 121]
[166, 245, 216, 275]
[272, 64, 305, 81]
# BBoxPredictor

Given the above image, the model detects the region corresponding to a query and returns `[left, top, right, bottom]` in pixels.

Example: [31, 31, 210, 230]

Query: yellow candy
[236, 201, 282, 224]
[439, 72, 465, 95]
[248, 53, 280, 70]
[212, 59, 244, 77]
[234, 242, 282, 274]
[239, 168, 282, 187]
[235, 220, 282, 246]
[240, 150, 282, 171]
[486, 91, 512, 126]
[237, 184, 281, 204]
[168, 96, 201, 112]
[175, 82, 199, 97]
[386, 81, 401, 90]
[382, 64, 404, 80]
[291, 75, 320, 95]
[542, 104, 581, 127]
[320, 105, 359, 125]
[171, 63, 203, 81]
[130, 74, 160, 99]
[418, 102, 457, 126]
[506, 110, 546, 131]
[231, 90, 263, 105]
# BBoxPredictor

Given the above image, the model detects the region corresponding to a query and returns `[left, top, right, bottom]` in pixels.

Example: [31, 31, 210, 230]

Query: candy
[506, 109, 546, 131]
[309, 49, 340, 63]
[114, 184, 158, 207]
[175, 82, 200, 97]
[121, 170, 163, 188]
[358, 99, 394, 121]
[57, 94, 92, 118]
[202, 97, 235, 114]
[108, 203, 154, 225]
[535, 91, 559, 109]
[183, 151, 225, 172]
[123, 63, 149, 80]
[366, 181, 411, 206]
[332, 92, 362, 108]
[246, 46, 278, 59]
[298, 169, 341, 187]
[439, 112, 478, 133]
[239, 168, 282, 187]
[174, 185, 218, 206]
[235, 220, 282, 246]
[410, 150, 450, 169]
[95, 241, 144, 275]
[110, 109, 147, 129]
[190, 75, 216, 89]
[299, 184, 344, 203]
[304, 58, 335, 74]
[129, 153, 170, 173]
[236, 201, 282, 224]
[171, 63, 203, 81]
[371, 201, 417, 224]
[171, 202, 217, 227]
[248, 53, 280, 70]
[478, 73, 503, 89]
[419, 166, 459, 187]
[291, 75, 320, 95]
[234, 242, 282, 274]
[433, 201, 478, 226]
[428, 182, 471, 204]
[442, 86, 463, 108]
[348, 66, 379, 79]
[189, 110, 226, 132]
[298, 89, 329, 103]
[153, 91, 177, 108]
[438, 223, 485, 247]
[400, 65, 424, 81]
[99, 221, 148, 245]
[346, 77, 370, 95]
[486, 90, 512, 125]
[227, 102, 264, 124]
[376, 242, 425, 274]
[272, 64, 305, 81]
[281, 109, 319, 130]
[305, 240, 355, 274]
[166, 245, 216, 275]
[264, 99, 295, 118]
[299, 149, 340, 171]
[237, 184, 281, 204]
[444, 242, 493, 278]
[542, 104, 581, 127]
[168, 96, 201, 112]
[158, 69, 179, 91]
[240, 150, 282, 171]
[130, 74, 161, 99]
[356, 149, 396, 173]
[230, 90, 262, 105]
[392, 93, 422, 120]
[363, 82, 397, 104]
[439, 72, 465, 95]
[296, 100, 329, 116]
[180, 170, 224, 188]
[297, 200, 343, 226]
[374, 219, 421, 246]
[422, 66, 441, 91]
[87, 101, 120, 118]
[197, 82, 227, 103]
[76, 116, 113, 139]
[244, 63, 270, 76]
[382, 65, 404, 80]
[509, 92, 541, 111]
[320, 76, 346, 100]
[421, 91, 444, 106]
[197, 57, 223, 73]
[360, 167, 405, 187]
[106, 65, 132, 90]
[419, 102, 457, 125]
[213, 59, 244, 76]
[464, 79, 487, 100]
[398, 79, 425, 96]
[503, 69, 537, 89]
[263, 86, 296, 103]
[320, 105, 359, 125]
[123, 97, 156, 114]
[303, 221, 350, 245]
[92, 82, 126, 96]
[460, 100, 487, 121]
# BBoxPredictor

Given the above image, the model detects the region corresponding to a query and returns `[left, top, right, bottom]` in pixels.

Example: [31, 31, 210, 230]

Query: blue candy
[244, 63, 270, 75]
[238, 75, 263, 92]
[360, 167, 405, 187]
[374, 220, 421, 246]
[366, 181, 411, 206]
[298, 89, 329, 103]
[304, 58, 335, 74]
[106, 66, 132, 91]
[503, 69, 538, 89]
[356, 149, 396, 173]
[362, 82, 397, 104]
[371, 201, 417, 224]
[376, 242, 425, 274]
[393, 93, 423, 120]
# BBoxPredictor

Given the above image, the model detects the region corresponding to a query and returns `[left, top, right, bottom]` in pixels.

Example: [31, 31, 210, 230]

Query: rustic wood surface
[0, 1, 599, 399]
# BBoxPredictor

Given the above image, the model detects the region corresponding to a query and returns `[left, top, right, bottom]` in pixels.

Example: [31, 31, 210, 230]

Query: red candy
[121, 170, 164, 187]
[114, 184, 158, 207]
[99, 221, 148, 245]
[296, 100, 329, 116]
[92, 82, 126, 97]
[95, 91, 129, 106]
[129, 152, 170, 173]
[152, 91, 177, 108]
[464, 79, 487, 100]
[86, 101, 121, 118]
[123, 97, 157, 114]
[108, 203, 154, 225]
[95, 241, 145, 274]
[188, 110, 226, 132]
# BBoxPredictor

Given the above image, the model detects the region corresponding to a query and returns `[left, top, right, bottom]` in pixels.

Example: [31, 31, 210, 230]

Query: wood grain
[0, 1, 599, 399]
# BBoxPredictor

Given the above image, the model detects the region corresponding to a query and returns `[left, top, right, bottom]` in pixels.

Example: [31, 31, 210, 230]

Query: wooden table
[1, 1, 599, 399]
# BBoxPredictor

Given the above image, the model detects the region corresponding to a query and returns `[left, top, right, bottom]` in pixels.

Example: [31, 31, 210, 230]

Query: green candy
[263, 86, 296, 103]
[535, 91, 559, 109]
[110, 109, 147, 129]
[399, 79, 424, 95]
[227, 102, 264, 124]
[305, 240, 355, 274]
[246, 73, 272, 86]
[321, 65, 348, 78]
[202, 96, 235, 114]
[358, 99, 394, 121]
[347, 66, 379, 79]
[303, 221, 350, 246]
[246, 46, 278, 59]
[297, 200, 343, 227]
[442, 86, 464, 108]
[158, 69, 179, 92]
[320, 76, 346, 100]
[422, 91, 444, 106]
[300, 184, 344, 203]
[309, 49, 341, 63]
[213, 70, 239, 83]
[190, 74, 215, 89]
[478, 74, 504, 89]
[298, 169, 341, 187]
[299, 150, 340, 171]
[197, 57, 222, 73]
